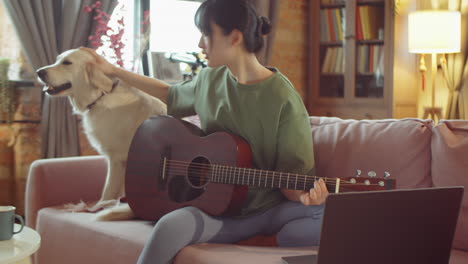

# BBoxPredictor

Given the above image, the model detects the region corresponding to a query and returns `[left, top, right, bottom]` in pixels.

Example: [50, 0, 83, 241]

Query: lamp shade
[408, 10, 461, 54]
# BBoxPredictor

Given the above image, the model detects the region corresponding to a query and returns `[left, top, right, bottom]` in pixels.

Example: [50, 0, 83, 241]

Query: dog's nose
[37, 69, 47, 81]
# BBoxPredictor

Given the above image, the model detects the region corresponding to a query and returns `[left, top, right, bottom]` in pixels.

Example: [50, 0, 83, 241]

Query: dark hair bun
[259, 16, 272, 35]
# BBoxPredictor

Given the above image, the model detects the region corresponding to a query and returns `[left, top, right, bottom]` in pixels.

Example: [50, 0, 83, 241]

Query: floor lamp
[408, 10, 461, 121]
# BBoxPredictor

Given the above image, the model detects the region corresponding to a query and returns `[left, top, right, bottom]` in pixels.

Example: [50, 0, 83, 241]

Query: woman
[83, 0, 328, 263]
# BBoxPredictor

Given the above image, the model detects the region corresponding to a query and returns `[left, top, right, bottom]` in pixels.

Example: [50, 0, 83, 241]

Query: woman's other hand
[299, 178, 329, 206]
[281, 178, 329, 206]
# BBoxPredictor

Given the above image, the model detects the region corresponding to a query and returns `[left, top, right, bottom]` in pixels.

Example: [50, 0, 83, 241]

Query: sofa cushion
[309, 117, 433, 190]
[36, 207, 317, 264]
[36, 207, 153, 264]
[432, 120, 468, 251]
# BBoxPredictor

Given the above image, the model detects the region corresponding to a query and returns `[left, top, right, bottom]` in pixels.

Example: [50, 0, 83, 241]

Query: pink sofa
[26, 117, 468, 264]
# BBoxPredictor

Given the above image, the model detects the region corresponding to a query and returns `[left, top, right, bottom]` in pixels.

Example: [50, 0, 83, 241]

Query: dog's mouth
[43, 82, 72, 95]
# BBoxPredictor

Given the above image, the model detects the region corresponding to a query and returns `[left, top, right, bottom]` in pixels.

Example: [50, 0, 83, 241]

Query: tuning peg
[355, 170, 362, 177]
[367, 171, 377, 178]
[384, 172, 391, 179]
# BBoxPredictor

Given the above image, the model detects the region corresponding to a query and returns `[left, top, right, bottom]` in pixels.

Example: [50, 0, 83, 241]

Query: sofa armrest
[25, 155, 108, 229]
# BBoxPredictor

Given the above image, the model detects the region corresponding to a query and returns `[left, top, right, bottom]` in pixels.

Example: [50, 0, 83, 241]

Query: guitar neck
[163, 158, 394, 193]
[208, 164, 394, 193]
[211, 164, 325, 191]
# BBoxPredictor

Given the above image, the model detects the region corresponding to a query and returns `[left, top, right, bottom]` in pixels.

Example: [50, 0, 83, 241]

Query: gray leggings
[137, 201, 324, 264]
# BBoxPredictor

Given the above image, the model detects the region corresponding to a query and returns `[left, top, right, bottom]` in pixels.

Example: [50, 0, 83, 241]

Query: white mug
[0, 206, 24, 240]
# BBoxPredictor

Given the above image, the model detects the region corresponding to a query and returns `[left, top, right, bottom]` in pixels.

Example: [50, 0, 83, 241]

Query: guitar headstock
[327, 170, 396, 193]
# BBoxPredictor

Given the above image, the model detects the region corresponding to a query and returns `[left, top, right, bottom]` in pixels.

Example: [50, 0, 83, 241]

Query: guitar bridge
[162, 157, 167, 180]
[158, 146, 171, 191]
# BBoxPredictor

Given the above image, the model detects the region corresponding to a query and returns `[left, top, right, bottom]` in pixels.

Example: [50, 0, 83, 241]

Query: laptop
[282, 187, 464, 264]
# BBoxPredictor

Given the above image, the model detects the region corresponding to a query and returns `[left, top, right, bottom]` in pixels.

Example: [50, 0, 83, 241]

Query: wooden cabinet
[307, 0, 395, 119]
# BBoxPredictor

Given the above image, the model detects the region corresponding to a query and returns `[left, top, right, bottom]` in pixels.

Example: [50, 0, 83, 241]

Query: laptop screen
[314, 187, 463, 264]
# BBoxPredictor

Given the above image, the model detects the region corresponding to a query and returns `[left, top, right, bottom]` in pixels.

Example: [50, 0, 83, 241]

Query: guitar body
[125, 115, 251, 220]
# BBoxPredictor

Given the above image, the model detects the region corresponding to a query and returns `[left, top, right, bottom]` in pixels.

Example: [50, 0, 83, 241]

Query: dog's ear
[85, 62, 113, 93]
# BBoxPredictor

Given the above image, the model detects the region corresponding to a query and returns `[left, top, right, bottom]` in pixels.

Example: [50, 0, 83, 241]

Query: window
[95, 0, 137, 71]
[0, 3, 33, 80]
[150, 0, 201, 53]
[147, 0, 205, 81]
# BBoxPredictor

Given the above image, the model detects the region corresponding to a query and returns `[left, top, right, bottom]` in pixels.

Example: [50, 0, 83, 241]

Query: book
[335, 8, 343, 41]
[320, 10, 329, 41]
[322, 48, 332, 73]
[334, 47, 343, 73]
[356, 6, 363, 40]
[360, 6, 369, 40]
[327, 9, 336, 41]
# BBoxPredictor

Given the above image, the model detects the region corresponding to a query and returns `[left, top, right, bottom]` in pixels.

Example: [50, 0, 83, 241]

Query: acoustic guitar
[125, 115, 395, 221]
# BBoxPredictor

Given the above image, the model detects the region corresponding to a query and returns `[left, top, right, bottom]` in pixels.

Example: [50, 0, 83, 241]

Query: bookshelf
[308, 0, 394, 119]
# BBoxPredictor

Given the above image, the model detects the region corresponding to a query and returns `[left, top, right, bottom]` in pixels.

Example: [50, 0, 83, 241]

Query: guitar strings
[165, 167, 340, 186]
[163, 170, 383, 191]
[164, 169, 383, 188]
[163, 159, 380, 186]
[160, 159, 385, 188]
[164, 159, 338, 184]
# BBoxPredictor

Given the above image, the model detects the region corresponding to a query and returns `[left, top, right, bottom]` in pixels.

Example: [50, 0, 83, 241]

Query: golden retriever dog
[37, 49, 167, 220]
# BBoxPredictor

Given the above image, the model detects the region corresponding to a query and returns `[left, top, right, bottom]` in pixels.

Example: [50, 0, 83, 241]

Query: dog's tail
[93, 203, 135, 221]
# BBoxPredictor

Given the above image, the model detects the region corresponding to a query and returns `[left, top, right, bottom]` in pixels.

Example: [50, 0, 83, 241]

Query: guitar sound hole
[187, 156, 212, 188]
[168, 175, 204, 203]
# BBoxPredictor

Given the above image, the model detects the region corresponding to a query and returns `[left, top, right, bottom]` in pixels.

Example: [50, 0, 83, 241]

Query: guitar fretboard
[210, 164, 319, 191]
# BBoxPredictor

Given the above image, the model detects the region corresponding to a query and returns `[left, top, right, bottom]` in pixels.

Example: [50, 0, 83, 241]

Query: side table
[0, 224, 41, 264]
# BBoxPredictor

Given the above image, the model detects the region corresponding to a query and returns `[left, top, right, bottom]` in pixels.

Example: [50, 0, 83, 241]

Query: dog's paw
[87, 199, 120, 213]
[63, 200, 92, 212]
[93, 203, 135, 221]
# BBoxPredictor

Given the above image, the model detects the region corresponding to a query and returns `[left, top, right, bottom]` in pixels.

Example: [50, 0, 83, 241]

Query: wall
[392, 0, 419, 118]
[0, 85, 41, 215]
[270, 0, 309, 99]
[10, 87, 42, 215]
[0, 126, 14, 206]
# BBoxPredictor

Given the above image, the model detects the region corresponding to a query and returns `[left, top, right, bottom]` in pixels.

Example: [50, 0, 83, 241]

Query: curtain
[440, 0, 468, 119]
[136, 0, 151, 76]
[2, 0, 117, 158]
[248, 0, 280, 65]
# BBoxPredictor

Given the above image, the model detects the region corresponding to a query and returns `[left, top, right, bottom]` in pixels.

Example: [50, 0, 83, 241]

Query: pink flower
[93, 1, 102, 9]
[85, 1, 149, 70]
